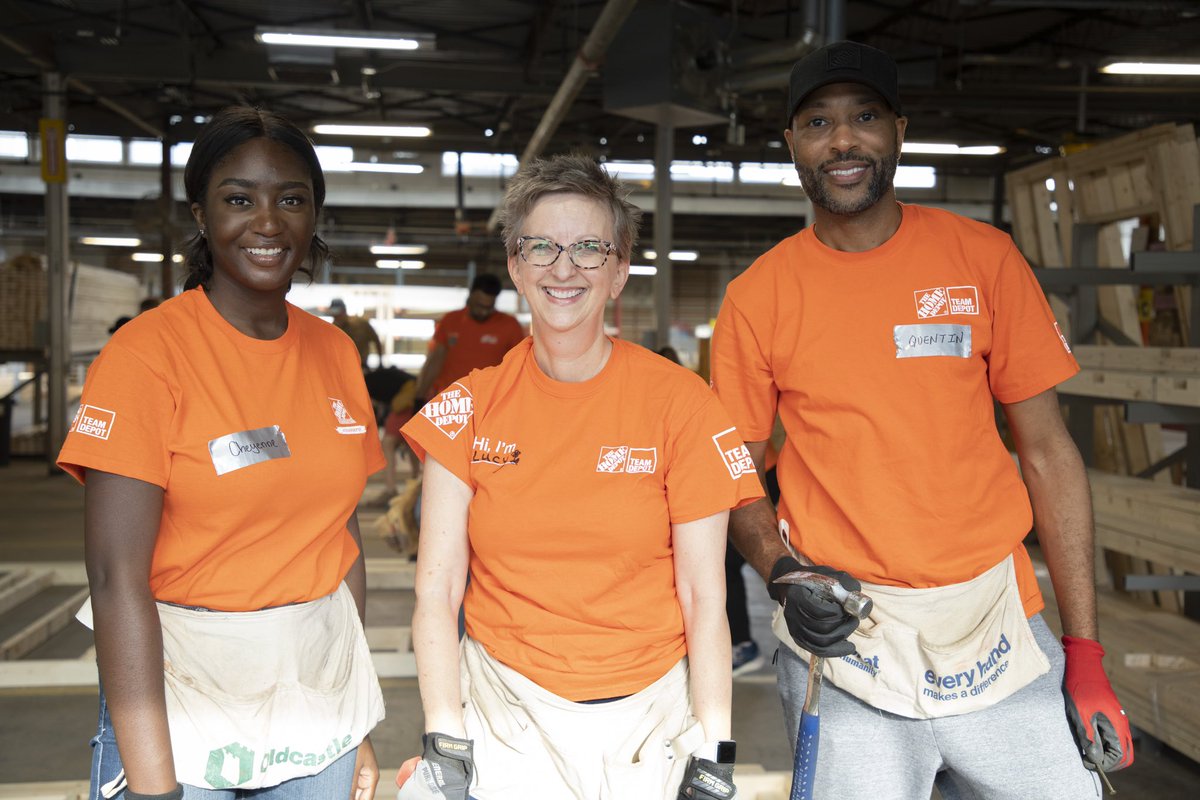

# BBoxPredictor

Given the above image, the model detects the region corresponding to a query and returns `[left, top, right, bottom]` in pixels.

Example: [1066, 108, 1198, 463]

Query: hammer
[773, 567, 873, 800]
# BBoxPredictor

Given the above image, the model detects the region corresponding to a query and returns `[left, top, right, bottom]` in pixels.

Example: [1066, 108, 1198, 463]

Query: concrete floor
[2, 457, 1198, 797]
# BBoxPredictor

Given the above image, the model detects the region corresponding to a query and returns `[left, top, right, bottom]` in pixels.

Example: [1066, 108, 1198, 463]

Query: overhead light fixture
[376, 259, 425, 269]
[371, 244, 428, 255]
[80, 236, 141, 247]
[902, 142, 1004, 156]
[255, 27, 426, 51]
[644, 249, 699, 262]
[1100, 60, 1200, 76]
[323, 161, 424, 175]
[312, 123, 431, 138]
[629, 265, 657, 276]
[132, 252, 183, 263]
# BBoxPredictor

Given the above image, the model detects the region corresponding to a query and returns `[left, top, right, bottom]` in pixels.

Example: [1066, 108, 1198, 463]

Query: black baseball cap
[787, 41, 902, 125]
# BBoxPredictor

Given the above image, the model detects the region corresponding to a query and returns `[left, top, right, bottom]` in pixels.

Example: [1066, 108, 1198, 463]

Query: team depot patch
[73, 404, 116, 440]
[712, 427, 754, 479]
[595, 445, 658, 474]
[421, 383, 473, 439]
[915, 285, 979, 318]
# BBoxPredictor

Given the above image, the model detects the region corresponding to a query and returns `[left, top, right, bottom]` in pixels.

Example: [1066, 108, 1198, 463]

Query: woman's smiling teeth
[246, 247, 283, 256]
[545, 286, 585, 299]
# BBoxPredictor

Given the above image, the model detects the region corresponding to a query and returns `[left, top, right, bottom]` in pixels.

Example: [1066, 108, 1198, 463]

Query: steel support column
[44, 72, 69, 472]
[653, 117, 674, 351]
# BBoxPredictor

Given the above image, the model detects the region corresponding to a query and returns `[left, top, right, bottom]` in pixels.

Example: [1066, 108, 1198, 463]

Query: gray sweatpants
[776, 614, 1103, 799]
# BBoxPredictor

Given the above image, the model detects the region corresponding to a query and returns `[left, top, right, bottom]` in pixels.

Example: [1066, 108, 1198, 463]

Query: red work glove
[1062, 636, 1134, 773]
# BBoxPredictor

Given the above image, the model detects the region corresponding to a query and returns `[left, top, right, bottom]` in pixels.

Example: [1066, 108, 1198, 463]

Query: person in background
[712, 41, 1130, 799]
[139, 297, 161, 314]
[330, 297, 384, 369]
[396, 153, 762, 800]
[58, 105, 384, 800]
[410, 273, 524, 411]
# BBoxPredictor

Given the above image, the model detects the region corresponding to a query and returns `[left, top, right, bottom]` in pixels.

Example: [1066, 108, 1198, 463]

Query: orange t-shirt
[57, 289, 385, 611]
[430, 307, 525, 395]
[402, 338, 763, 700]
[712, 205, 1079, 617]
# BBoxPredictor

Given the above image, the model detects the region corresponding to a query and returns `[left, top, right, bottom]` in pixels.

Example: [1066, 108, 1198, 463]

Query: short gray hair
[498, 153, 643, 261]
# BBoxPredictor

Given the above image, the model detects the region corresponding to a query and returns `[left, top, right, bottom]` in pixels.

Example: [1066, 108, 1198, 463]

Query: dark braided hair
[182, 106, 329, 291]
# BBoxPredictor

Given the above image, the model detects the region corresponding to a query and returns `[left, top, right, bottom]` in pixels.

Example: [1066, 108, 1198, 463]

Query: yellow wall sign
[39, 118, 67, 183]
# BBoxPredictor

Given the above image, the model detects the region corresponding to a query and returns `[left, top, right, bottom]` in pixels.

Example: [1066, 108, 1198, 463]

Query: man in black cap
[711, 41, 1130, 798]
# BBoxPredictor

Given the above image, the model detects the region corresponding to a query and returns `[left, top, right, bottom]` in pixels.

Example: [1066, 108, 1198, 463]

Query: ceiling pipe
[732, 28, 822, 70]
[0, 32, 161, 138]
[826, 0, 846, 43]
[486, 0, 640, 231]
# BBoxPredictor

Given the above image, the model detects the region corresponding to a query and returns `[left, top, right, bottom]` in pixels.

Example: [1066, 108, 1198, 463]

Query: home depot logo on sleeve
[712, 427, 754, 479]
[421, 382, 473, 439]
[328, 397, 366, 435]
[1054, 321, 1073, 353]
[73, 405, 116, 440]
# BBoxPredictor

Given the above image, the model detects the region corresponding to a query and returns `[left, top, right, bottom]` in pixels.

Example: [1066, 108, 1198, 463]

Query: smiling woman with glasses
[395, 153, 763, 800]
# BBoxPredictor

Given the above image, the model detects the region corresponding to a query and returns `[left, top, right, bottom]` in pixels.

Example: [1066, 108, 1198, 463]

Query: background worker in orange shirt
[411, 273, 525, 409]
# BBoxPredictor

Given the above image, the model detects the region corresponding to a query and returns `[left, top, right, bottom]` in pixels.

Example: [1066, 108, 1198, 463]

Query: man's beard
[795, 149, 899, 216]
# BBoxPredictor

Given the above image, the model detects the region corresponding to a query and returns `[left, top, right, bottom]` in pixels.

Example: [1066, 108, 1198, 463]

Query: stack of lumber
[1084, 472, 1200, 755]
[1089, 469, 1200, 581]
[0, 255, 46, 351]
[69, 264, 140, 354]
[1042, 585, 1200, 765]
[1061, 345, 1200, 406]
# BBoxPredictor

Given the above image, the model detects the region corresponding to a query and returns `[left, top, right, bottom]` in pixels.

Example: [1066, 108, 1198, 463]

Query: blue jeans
[89, 685, 358, 800]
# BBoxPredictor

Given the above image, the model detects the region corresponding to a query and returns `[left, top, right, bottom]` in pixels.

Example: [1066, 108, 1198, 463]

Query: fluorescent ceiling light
[342, 162, 424, 175]
[644, 249, 699, 262]
[80, 236, 141, 247]
[1101, 61, 1200, 76]
[903, 142, 1004, 156]
[376, 259, 425, 269]
[256, 28, 421, 51]
[629, 265, 657, 276]
[132, 252, 183, 263]
[371, 244, 428, 255]
[313, 123, 431, 138]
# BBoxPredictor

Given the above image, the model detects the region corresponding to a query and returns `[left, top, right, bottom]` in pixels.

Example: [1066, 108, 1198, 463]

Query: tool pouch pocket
[772, 555, 1049, 719]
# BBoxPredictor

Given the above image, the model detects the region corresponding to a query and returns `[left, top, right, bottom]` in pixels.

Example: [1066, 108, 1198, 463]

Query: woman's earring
[199, 229, 206, 238]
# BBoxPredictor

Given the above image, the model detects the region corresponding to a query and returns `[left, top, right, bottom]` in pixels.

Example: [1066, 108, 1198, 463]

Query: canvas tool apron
[772, 555, 1049, 718]
[460, 636, 704, 800]
[80, 582, 385, 794]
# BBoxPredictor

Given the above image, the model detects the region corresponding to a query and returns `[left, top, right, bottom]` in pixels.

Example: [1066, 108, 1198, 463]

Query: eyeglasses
[517, 236, 615, 270]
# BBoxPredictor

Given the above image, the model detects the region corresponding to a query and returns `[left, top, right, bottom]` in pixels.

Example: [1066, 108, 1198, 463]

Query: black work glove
[124, 787, 184, 800]
[413, 732, 473, 800]
[677, 756, 736, 799]
[768, 555, 862, 658]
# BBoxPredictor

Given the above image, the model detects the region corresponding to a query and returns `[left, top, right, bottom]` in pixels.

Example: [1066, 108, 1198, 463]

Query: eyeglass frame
[516, 235, 617, 270]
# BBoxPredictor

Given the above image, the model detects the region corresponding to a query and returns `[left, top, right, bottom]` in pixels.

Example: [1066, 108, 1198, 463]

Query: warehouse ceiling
[1, 0, 1200, 282]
